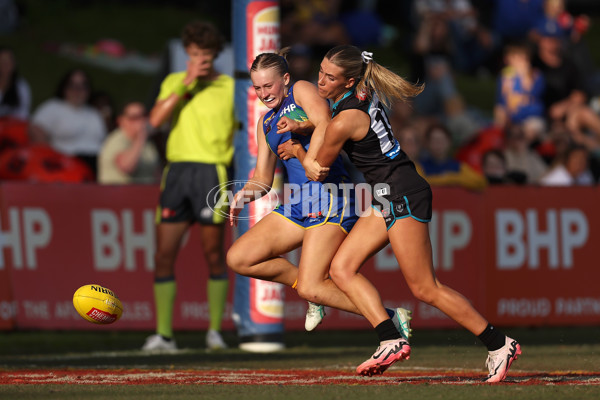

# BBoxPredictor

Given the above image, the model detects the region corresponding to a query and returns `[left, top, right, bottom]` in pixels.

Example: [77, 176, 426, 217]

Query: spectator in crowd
[488, 0, 545, 74]
[481, 149, 508, 185]
[540, 144, 596, 185]
[280, 0, 349, 57]
[503, 123, 548, 184]
[0, 46, 31, 120]
[529, 0, 600, 96]
[411, 12, 480, 145]
[0, 0, 20, 34]
[97, 101, 159, 185]
[413, 0, 493, 74]
[494, 42, 546, 144]
[286, 44, 316, 83]
[529, 0, 589, 45]
[481, 149, 527, 185]
[29, 68, 106, 177]
[533, 32, 600, 151]
[396, 123, 424, 164]
[90, 91, 117, 133]
[419, 123, 487, 190]
[338, 1, 384, 48]
[491, 0, 544, 46]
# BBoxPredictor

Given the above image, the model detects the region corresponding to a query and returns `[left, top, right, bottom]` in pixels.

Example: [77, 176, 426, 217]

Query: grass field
[2, 327, 600, 399]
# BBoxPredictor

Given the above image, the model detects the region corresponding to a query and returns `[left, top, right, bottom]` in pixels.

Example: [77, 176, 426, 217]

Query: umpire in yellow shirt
[142, 20, 234, 352]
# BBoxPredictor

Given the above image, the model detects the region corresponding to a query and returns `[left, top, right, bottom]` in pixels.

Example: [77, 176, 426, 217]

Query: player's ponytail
[325, 45, 424, 108]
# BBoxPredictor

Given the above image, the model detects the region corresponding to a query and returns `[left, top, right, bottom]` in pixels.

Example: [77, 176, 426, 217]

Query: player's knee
[409, 284, 436, 305]
[328, 259, 352, 288]
[295, 281, 319, 303]
[225, 246, 248, 275]
[225, 248, 241, 273]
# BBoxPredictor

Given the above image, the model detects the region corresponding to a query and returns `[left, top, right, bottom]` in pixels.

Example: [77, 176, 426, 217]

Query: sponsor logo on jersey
[376, 187, 389, 197]
[356, 88, 368, 101]
[395, 202, 405, 214]
[385, 143, 400, 159]
[280, 103, 297, 116]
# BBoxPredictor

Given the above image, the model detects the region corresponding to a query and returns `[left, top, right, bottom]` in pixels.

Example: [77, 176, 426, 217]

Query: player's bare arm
[276, 116, 314, 135]
[230, 116, 278, 226]
[308, 110, 366, 181]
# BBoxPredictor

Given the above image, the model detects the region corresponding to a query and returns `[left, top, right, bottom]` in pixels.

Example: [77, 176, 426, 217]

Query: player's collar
[331, 90, 354, 112]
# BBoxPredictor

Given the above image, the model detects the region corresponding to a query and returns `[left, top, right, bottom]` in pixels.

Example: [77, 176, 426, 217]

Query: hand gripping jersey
[331, 90, 429, 198]
[262, 84, 357, 231]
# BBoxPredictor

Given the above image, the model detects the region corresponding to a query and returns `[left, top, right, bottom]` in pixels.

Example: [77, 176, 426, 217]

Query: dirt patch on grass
[2, 369, 600, 385]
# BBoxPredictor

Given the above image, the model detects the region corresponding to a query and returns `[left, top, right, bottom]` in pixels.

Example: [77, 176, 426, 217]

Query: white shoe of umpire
[484, 336, 522, 382]
[142, 334, 177, 352]
[305, 301, 326, 331]
[389, 307, 413, 342]
[206, 329, 228, 350]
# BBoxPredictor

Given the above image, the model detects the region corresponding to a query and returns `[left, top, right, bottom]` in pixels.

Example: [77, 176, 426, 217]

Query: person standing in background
[142, 20, 234, 352]
[0, 46, 31, 120]
[97, 101, 159, 184]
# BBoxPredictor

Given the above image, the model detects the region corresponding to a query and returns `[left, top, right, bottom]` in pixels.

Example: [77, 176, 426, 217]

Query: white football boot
[389, 307, 413, 342]
[206, 329, 228, 350]
[305, 301, 326, 331]
[142, 334, 177, 352]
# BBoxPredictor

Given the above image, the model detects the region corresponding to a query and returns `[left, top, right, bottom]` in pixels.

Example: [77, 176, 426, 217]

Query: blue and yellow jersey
[262, 84, 349, 186]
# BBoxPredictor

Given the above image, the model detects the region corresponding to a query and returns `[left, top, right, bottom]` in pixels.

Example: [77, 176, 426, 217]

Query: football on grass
[73, 284, 123, 324]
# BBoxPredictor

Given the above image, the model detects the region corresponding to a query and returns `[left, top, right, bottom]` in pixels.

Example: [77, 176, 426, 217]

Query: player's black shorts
[157, 162, 230, 225]
[372, 186, 432, 230]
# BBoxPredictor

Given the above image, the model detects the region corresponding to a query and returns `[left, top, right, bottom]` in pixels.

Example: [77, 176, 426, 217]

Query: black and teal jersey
[332, 89, 429, 197]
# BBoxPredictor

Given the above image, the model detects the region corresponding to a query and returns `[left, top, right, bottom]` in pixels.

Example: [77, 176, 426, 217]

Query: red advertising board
[1, 183, 599, 331]
[0, 183, 239, 331]
[0, 265, 14, 330]
[483, 186, 600, 326]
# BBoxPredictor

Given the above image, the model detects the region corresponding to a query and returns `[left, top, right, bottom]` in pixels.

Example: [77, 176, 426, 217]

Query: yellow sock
[154, 278, 176, 338]
[208, 278, 229, 331]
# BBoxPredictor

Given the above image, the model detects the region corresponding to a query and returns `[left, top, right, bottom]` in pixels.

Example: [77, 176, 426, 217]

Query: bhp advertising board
[483, 186, 599, 326]
[0, 183, 598, 330]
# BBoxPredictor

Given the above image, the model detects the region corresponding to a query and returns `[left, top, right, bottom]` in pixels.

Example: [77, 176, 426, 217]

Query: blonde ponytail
[357, 62, 424, 108]
[326, 45, 424, 108]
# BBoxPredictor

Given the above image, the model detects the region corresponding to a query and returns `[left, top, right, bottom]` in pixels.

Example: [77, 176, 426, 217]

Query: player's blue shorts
[272, 181, 358, 233]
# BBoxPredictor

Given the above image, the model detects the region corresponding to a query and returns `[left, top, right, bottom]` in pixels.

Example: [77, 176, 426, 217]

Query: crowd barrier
[0, 183, 598, 331]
